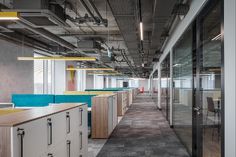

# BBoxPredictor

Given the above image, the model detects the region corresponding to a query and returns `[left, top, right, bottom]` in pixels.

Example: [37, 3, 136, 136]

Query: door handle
[194, 107, 202, 115]
[194, 107, 201, 111]
[47, 118, 52, 145]
[80, 131, 83, 150]
[66, 112, 70, 134]
[17, 128, 25, 157]
[67, 140, 71, 157]
[80, 108, 83, 126]
[48, 153, 53, 157]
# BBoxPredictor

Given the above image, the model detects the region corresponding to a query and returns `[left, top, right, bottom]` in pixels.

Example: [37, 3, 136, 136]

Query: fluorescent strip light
[88, 72, 122, 75]
[17, 56, 96, 61]
[66, 68, 114, 71]
[0, 12, 19, 20]
[140, 22, 143, 41]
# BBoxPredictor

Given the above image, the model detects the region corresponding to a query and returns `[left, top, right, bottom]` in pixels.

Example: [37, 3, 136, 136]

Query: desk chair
[206, 97, 220, 141]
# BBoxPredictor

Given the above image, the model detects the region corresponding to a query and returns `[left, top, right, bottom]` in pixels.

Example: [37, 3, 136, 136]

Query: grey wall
[0, 39, 33, 102]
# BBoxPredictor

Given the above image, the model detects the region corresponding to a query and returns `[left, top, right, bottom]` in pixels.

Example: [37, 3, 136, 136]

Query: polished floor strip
[96, 93, 190, 157]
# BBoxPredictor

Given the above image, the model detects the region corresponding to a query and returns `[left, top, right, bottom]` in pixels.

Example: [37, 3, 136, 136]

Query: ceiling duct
[77, 40, 102, 51]
[10, 0, 68, 27]
[79, 0, 108, 27]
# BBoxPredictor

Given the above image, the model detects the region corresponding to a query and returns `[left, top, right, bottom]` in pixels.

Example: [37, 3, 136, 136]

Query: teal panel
[54, 95, 96, 107]
[12, 94, 54, 107]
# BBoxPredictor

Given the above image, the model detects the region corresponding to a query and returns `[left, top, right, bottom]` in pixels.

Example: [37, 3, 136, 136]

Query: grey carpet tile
[97, 93, 190, 157]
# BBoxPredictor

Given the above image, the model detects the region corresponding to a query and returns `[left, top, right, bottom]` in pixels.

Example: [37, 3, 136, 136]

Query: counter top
[93, 94, 117, 97]
[0, 103, 85, 127]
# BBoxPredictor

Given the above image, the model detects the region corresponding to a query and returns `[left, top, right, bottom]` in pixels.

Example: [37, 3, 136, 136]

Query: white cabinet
[0, 104, 88, 157]
[108, 97, 113, 135]
[112, 95, 118, 128]
[79, 129, 88, 157]
[79, 105, 88, 131]
[12, 118, 48, 157]
[78, 105, 88, 157]
[47, 112, 67, 147]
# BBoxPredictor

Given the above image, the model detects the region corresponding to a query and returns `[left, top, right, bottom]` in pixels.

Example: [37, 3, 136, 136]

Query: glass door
[194, 0, 223, 156]
[161, 54, 170, 121]
[173, 26, 193, 154]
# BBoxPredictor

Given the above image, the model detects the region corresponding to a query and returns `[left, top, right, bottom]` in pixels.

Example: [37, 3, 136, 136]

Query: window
[77, 70, 86, 91]
[33, 53, 54, 94]
[129, 79, 139, 88]
[47, 60, 52, 94]
[34, 53, 44, 94]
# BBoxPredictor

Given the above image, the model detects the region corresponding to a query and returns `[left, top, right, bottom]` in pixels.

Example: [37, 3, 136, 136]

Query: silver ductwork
[12, 0, 68, 27]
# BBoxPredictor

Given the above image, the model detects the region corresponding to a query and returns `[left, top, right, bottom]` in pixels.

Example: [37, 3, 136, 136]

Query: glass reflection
[200, 1, 221, 156]
[161, 54, 170, 121]
[173, 27, 193, 154]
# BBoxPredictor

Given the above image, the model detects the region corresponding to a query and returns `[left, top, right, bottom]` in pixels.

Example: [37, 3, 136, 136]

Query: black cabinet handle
[67, 140, 71, 157]
[80, 131, 83, 150]
[47, 118, 52, 145]
[17, 128, 25, 157]
[80, 108, 83, 126]
[66, 112, 70, 134]
[48, 153, 53, 157]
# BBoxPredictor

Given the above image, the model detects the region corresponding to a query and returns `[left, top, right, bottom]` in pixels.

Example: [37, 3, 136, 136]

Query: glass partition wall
[173, 27, 193, 154]
[161, 54, 170, 122]
[196, 1, 222, 156]
[152, 70, 158, 104]
[172, 0, 223, 156]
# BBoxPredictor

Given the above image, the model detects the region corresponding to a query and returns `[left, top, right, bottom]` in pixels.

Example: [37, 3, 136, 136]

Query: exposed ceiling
[0, 0, 189, 78]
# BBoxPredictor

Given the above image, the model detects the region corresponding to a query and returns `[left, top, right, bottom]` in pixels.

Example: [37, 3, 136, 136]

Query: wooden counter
[0, 104, 82, 127]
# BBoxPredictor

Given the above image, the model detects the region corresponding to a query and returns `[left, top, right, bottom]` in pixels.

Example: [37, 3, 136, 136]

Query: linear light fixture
[139, 0, 143, 41]
[0, 12, 19, 20]
[17, 56, 96, 61]
[88, 72, 122, 75]
[140, 22, 143, 41]
[66, 68, 114, 71]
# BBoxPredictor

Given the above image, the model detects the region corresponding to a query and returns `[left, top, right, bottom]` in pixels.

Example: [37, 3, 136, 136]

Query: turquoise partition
[12, 94, 54, 107]
[54, 95, 96, 107]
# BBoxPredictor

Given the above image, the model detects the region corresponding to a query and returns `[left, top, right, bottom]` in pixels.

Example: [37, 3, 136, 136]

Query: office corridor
[97, 94, 190, 157]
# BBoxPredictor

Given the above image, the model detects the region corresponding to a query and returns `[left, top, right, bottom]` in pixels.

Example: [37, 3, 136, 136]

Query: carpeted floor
[96, 93, 190, 157]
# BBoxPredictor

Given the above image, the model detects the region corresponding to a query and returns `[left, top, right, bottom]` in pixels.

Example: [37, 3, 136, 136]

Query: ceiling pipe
[16, 19, 77, 51]
[87, 0, 108, 27]
[80, 0, 101, 25]
[0, 33, 53, 54]
[120, 50, 139, 77]
[160, 0, 189, 52]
